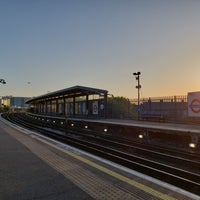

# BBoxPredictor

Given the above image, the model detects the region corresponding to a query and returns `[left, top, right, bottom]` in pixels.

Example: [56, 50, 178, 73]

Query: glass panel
[89, 94, 99, 100]
[58, 103, 64, 114]
[47, 101, 51, 114]
[75, 96, 86, 101]
[65, 97, 73, 103]
[65, 102, 73, 116]
[58, 99, 64, 103]
[75, 102, 86, 115]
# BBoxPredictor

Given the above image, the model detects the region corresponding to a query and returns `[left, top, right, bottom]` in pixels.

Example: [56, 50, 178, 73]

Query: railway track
[2, 112, 200, 195]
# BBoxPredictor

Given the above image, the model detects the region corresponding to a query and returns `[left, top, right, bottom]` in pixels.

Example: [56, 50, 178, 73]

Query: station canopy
[26, 85, 108, 103]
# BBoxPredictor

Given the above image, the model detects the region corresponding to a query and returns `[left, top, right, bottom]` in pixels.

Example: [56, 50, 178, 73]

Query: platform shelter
[26, 85, 108, 118]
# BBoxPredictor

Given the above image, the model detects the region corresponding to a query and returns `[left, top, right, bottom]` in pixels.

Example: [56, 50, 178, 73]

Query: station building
[26, 84, 200, 123]
[26, 85, 108, 118]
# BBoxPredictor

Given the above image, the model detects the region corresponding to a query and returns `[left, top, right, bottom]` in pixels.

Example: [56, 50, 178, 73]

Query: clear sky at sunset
[0, 0, 200, 99]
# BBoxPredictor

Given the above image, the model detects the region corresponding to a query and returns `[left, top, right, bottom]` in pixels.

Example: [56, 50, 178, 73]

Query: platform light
[61, 121, 64, 125]
[104, 128, 108, 132]
[53, 121, 56, 123]
[138, 134, 143, 139]
[71, 123, 74, 127]
[189, 143, 196, 148]
[85, 125, 88, 129]
[47, 119, 49, 122]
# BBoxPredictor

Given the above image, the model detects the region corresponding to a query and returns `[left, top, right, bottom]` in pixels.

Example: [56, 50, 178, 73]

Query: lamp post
[0, 79, 6, 111]
[133, 72, 141, 120]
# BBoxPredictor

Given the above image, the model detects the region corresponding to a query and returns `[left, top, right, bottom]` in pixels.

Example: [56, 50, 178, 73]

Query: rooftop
[26, 85, 108, 103]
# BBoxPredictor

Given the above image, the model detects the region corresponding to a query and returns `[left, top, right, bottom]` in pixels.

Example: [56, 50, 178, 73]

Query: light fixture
[104, 128, 108, 132]
[189, 143, 196, 148]
[138, 134, 143, 139]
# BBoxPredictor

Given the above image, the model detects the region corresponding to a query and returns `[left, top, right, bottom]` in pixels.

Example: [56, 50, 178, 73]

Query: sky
[0, 0, 200, 99]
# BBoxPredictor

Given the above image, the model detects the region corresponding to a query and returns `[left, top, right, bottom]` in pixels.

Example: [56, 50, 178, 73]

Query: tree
[2, 105, 10, 112]
[107, 96, 135, 119]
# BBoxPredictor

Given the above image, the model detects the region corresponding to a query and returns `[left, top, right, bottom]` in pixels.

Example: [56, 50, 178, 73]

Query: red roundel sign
[189, 99, 200, 113]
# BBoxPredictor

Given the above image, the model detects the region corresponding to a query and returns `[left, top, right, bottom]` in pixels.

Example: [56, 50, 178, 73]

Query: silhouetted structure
[26, 85, 108, 119]
[131, 95, 188, 122]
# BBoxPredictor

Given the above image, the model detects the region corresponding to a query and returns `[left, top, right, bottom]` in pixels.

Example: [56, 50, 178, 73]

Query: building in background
[1, 96, 30, 111]
[1, 90, 200, 124]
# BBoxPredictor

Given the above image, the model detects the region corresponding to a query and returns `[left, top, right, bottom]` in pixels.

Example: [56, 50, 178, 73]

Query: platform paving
[0, 121, 92, 200]
[0, 117, 199, 200]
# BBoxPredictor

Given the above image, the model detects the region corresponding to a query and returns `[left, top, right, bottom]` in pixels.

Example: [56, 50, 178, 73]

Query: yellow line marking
[31, 135, 177, 200]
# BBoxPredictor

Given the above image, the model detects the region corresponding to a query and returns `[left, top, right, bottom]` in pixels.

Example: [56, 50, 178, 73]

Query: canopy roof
[26, 85, 108, 103]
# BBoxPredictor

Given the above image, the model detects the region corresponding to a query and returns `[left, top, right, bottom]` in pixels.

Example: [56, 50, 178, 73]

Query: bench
[141, 111, 165, 122]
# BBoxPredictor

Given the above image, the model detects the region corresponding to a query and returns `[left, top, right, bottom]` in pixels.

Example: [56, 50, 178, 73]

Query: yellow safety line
[31, 135, 177, 200]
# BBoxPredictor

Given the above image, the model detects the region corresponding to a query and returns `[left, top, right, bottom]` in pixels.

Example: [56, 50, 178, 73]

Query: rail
[2, 112, 200, 196]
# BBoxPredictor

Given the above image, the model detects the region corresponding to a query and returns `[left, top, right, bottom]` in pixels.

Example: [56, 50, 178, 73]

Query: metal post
[133, 72, 141, 120]
[0, 79, 6, 109]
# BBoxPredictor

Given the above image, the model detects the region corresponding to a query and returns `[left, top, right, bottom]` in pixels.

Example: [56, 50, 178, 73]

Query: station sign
[92, 101, 98, 115]
[188, 91, 200, 117]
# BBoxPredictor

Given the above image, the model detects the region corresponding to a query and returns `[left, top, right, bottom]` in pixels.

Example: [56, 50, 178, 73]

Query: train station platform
[0, 116, 199, 200]
[77, 117, 200, 134]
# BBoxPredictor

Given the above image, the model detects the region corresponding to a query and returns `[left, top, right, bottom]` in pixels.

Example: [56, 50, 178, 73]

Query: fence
[131, 95, 189, 122]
